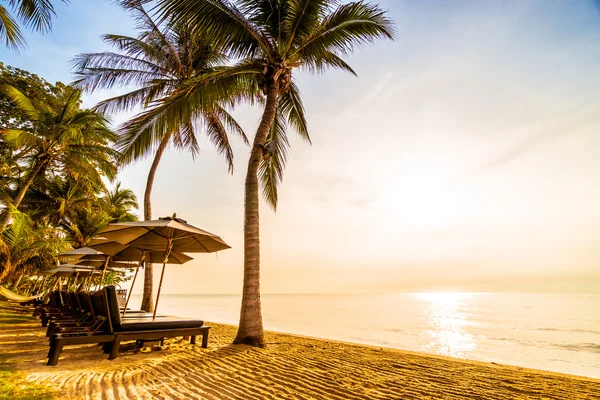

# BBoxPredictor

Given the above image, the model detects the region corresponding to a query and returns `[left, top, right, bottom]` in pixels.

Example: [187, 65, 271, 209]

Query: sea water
[128, 292, 600, 379]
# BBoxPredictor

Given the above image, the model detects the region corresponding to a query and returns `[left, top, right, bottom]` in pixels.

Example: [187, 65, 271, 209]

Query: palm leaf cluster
[0, 69, 139, 283]
[73, 1, 249, 173]
[151, 0, 394, 209]
[0, 0, 66, 51]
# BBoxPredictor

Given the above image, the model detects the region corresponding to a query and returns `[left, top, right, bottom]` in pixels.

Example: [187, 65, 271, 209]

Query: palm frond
[203, 110, 234, 173]
[10, 0, 56, 33]
[0, 5, 25, 50]
[155, 0, 272, 60]
[295, 1, 395, 57]
[0, 84, 39, 120]
[258, 107, 288, 210]
[278, 81, 310, 143]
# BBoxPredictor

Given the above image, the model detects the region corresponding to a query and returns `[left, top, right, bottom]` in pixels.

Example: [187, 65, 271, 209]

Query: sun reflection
[417, 292, 476, 358]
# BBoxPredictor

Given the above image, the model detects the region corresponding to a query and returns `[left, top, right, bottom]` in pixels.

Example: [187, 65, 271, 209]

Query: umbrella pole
[39, 276, 48, 293]
[122, 253, 145, 317]
[153, 242, 173, 320]
[99, 258, 109, 289]
[73, 272, 80, 291]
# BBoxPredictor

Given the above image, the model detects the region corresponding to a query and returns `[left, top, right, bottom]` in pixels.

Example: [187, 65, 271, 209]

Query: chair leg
[47, 338, 64, 366]
[108, 335, 121, 360]
[201, 330, 209, 348]
[190, 335, 196, 345]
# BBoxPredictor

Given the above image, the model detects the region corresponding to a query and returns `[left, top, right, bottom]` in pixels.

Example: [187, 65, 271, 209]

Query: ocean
[128, 292, 600, 379]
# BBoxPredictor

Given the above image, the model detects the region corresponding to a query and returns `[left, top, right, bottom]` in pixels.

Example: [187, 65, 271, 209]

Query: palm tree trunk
[0, 160, 45, 230]
[234, 80, 280, 347]
[140, 133, 172, 312]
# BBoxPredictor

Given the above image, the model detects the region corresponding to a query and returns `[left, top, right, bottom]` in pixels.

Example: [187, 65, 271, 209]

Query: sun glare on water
[417, 292, 477, 358]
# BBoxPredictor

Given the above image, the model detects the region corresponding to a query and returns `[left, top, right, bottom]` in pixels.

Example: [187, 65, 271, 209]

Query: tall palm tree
[0, 83, 118, 230]
[0, 0, 64, 51]
[72, 1, 248, 312]
[159, 0, 394, 346]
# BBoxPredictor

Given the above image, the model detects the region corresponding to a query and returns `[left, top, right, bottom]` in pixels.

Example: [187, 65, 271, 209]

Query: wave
[532, 327, 600, 335]
[553, 343, 600, 354]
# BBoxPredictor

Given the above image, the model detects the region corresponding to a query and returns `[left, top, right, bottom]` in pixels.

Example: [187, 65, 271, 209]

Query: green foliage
[0, 81, 119, 216]
[0, 0, 64, 52]
[0, 207, 69, 281]
[0, 64, 139, 283]
[73, 1, 248, 173]
[155, 0, 394, 209]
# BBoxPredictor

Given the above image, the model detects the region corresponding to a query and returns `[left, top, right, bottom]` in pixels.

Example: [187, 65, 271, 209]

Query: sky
[2, 0, 600, 294]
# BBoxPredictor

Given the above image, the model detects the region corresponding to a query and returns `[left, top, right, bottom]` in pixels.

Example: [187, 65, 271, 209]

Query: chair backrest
[78, 292, 95, 318]
[91, 289, 114, 334]
[104, 286, 122, 331]
[69, 292, 81, 311]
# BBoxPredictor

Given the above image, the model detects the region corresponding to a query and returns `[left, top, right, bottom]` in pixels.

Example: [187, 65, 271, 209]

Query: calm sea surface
[129, 292, 600, 378]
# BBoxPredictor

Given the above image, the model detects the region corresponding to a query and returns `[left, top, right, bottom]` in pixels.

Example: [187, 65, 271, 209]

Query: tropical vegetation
[0, 62, 138, 284]
[0, 0, 394, 348]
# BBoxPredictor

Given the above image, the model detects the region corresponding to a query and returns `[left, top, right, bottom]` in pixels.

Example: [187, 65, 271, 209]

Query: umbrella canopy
[87, 241, 193, 264]
[92, 215, 230, 318]
[71, 258, 138, 269]
[47, 265, 99, 277]
[55, 247, 107, 262]
[92, 215, 230, 253]
[87, 238, 196, 314]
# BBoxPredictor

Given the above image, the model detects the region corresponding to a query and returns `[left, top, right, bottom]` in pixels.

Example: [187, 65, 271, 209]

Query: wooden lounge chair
[47, 286, 209, 366]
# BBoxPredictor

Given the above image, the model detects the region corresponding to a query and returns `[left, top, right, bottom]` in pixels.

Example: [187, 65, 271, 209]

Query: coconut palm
[72, 1, 248, 312]
[0, 83, 118, 230]
[0, 0, 64, 51]
[157, 0, 394, 346]
[101, 182, 139, 223]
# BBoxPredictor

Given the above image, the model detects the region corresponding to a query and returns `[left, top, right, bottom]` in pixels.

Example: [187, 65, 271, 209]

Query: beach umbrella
[93, 214, 230, 318]
[55, 247, 116, 288]
[86, 240, 194, 314]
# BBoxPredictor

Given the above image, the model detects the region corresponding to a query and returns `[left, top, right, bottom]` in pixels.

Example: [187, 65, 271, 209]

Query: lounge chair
[47, 286, 209, 366]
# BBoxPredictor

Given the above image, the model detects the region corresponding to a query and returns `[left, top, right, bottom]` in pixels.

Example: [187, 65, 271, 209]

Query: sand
[1, 301, 599, 399]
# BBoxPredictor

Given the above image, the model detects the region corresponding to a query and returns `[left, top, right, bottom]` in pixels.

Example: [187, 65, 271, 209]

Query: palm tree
[73, 1, 248, 312]
[159, 0, 394, 346]
[59, 207, 112, 248]
[0, 83, 118, 230]
[0, 208, 68, 282]
[0, 0, 64, 51]
[101, 182, 139, 223]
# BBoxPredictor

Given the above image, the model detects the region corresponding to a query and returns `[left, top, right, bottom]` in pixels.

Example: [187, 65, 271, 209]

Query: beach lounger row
[32, 286, 210, 366]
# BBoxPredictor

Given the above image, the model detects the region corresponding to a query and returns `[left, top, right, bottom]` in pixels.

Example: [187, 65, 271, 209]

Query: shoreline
[1, 301, 598, 399]
[254, 327, 600, 382]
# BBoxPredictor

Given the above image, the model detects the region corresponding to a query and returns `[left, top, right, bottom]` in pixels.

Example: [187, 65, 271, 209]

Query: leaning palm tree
[158, 0, 394, 346]
[0, 83, 118, 230]
[0, 0, 64, 50]
[72, 1, 248, 311]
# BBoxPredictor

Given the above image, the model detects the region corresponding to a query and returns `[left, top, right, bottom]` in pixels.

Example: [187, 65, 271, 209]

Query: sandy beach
[1, 301, 598, 400]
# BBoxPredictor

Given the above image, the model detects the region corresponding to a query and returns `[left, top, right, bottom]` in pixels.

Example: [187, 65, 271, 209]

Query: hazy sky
[2, 0, 599, 293]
